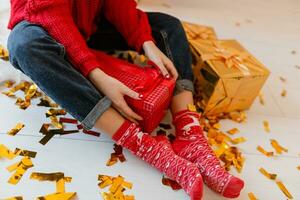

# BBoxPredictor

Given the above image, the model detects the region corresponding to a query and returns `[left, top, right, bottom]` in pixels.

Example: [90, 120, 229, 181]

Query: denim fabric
[7, 12, 194, 130]
[88, 12, 195, 95]
[7, 21, 112, 130]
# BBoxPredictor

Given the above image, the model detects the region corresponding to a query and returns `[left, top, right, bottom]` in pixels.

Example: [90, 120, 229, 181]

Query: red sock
[172, 110, 244, 198]
[112, 120, 203, 200]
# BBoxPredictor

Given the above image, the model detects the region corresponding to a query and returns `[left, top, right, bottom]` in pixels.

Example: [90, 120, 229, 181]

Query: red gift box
[91, 50, 175, 133]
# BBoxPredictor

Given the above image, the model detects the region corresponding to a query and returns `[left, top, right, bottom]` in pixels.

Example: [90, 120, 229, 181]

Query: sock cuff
[112, 120, 134, 143]
[172, 109, 201, 125]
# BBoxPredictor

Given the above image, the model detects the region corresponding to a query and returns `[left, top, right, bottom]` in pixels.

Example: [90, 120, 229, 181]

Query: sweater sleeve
[103, 0, 154, 52]
[25, 0, 103, 77]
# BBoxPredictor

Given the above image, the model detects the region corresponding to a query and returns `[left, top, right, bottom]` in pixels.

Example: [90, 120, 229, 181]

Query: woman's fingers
[114, 97, 143, 121]
[122, 85, 142, 100]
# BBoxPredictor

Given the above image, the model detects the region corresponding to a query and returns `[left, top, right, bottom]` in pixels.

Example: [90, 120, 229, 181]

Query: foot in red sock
[171, 109, 244, 198]
[112, 120, 203, 200]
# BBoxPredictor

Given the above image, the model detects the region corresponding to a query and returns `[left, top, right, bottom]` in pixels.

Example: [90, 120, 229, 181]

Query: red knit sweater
[8, 0, 154, 77]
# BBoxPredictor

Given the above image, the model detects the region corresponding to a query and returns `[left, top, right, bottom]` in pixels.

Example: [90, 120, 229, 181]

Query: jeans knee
[8, 21, 52, 63]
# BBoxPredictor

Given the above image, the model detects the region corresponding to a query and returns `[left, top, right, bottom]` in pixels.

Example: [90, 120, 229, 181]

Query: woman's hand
[143, 41, 178, 80]
[88, 68, 143, 123]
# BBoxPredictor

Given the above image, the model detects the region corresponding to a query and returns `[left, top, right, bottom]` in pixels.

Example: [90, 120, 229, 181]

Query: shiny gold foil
[270, 139, 288, 154]
[257, 145, 274, 157]
[7, 156, 34, 185]
[7, 123, 25, 136]
[276, 181, 293, 199]
[248, 192, 258, 200]
[182, 22, 217, 41]
[263, 120, 270, 133]
[0, 44, 9, 61]
[190, 39, 270, 115]
[0, 144, 17, 160]
[259, 167, 277, 180]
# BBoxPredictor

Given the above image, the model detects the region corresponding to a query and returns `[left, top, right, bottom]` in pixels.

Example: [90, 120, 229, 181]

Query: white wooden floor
[0, 0, 300, 199]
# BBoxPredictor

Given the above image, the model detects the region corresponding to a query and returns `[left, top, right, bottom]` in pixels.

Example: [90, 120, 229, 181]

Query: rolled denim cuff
[173, 79, 195, 96]
[81, 96, 112, 130]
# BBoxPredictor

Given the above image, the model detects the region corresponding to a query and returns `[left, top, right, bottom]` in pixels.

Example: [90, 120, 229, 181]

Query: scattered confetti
[83, 129, 101, 137]
[46, 108, 67, 117]
[0, 144, 18, 160]
[106, 144, 126, 166]
[4, 80, 15, 88]
[7, 156, 34, 185]
[279, 76, 286, 82]
[37, 96, 58, 108]
[248, 192, 258, 200]
[257, 145, 274, 157]
[98, 175, 134, 200]
[0, 44, 9, 61]
[276, 181, 293, 199]
[3, 197, 23, 200]
[59, 117, 78, 124]
[30, 172, 76, 200]
[258, 92, 265, 105]
[259, 167, 277, 180]
[263, 120, 270, 133]
[162, 176, 182, 190]
[226, 128, 240, 135]
[270, 139, 288, 154]
[231, 137, 247, 145]
[7, 123, 25, 136]
[281, 89, 287, 97]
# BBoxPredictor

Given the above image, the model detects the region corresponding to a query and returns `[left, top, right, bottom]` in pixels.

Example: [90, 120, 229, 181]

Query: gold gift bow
[183, 23, 216, 40]
[200, 41, 263, 76]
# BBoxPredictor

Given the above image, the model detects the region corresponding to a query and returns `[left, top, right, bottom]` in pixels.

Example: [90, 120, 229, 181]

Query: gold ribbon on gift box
[192, 40, 266, 77]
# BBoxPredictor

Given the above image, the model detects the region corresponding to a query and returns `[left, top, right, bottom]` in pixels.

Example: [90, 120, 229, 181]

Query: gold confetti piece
[187, 104, 197, 112]
[0, 44, 9, 61]
[7, 123, 25, 136]
[7, 156, 34, 185]
[4, 196, 23, 200]
[270, 139, 288, 154]
[263, 120, 270, 133]
[248, 192, 258, 200]
[297, 166, 300, 170]
[106, 144, 126, 166]
[258, 92, 265, 105]
[276, 181, 293, 199]
[31, 172, 76, 200]
[226, 128, 240, 135]
[4, 80, 15, 88]
[257, 145, 274, 157]
[279, 76, 286, 82]
[14, 148, 37, 158]
[291, 50, 296, 55]
[259, 167, 277, 180]
[98, 175, 134, 200]
[231, 137, 247, 145]
[281, 89, 287, 97]
[46, 108, 67, 117]
[37, 96, 58, 107]
[50, 115, 63, 129]
[0, 144, 18, 160]
[212, 123, 221, 130]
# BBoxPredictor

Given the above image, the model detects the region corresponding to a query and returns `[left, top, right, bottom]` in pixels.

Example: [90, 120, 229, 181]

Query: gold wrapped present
[182, 22, 217, 41]
[192, 39, 270, 115]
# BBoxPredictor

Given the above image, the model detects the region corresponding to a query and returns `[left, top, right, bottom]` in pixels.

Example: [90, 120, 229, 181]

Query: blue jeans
[7, 12, 194, 130]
